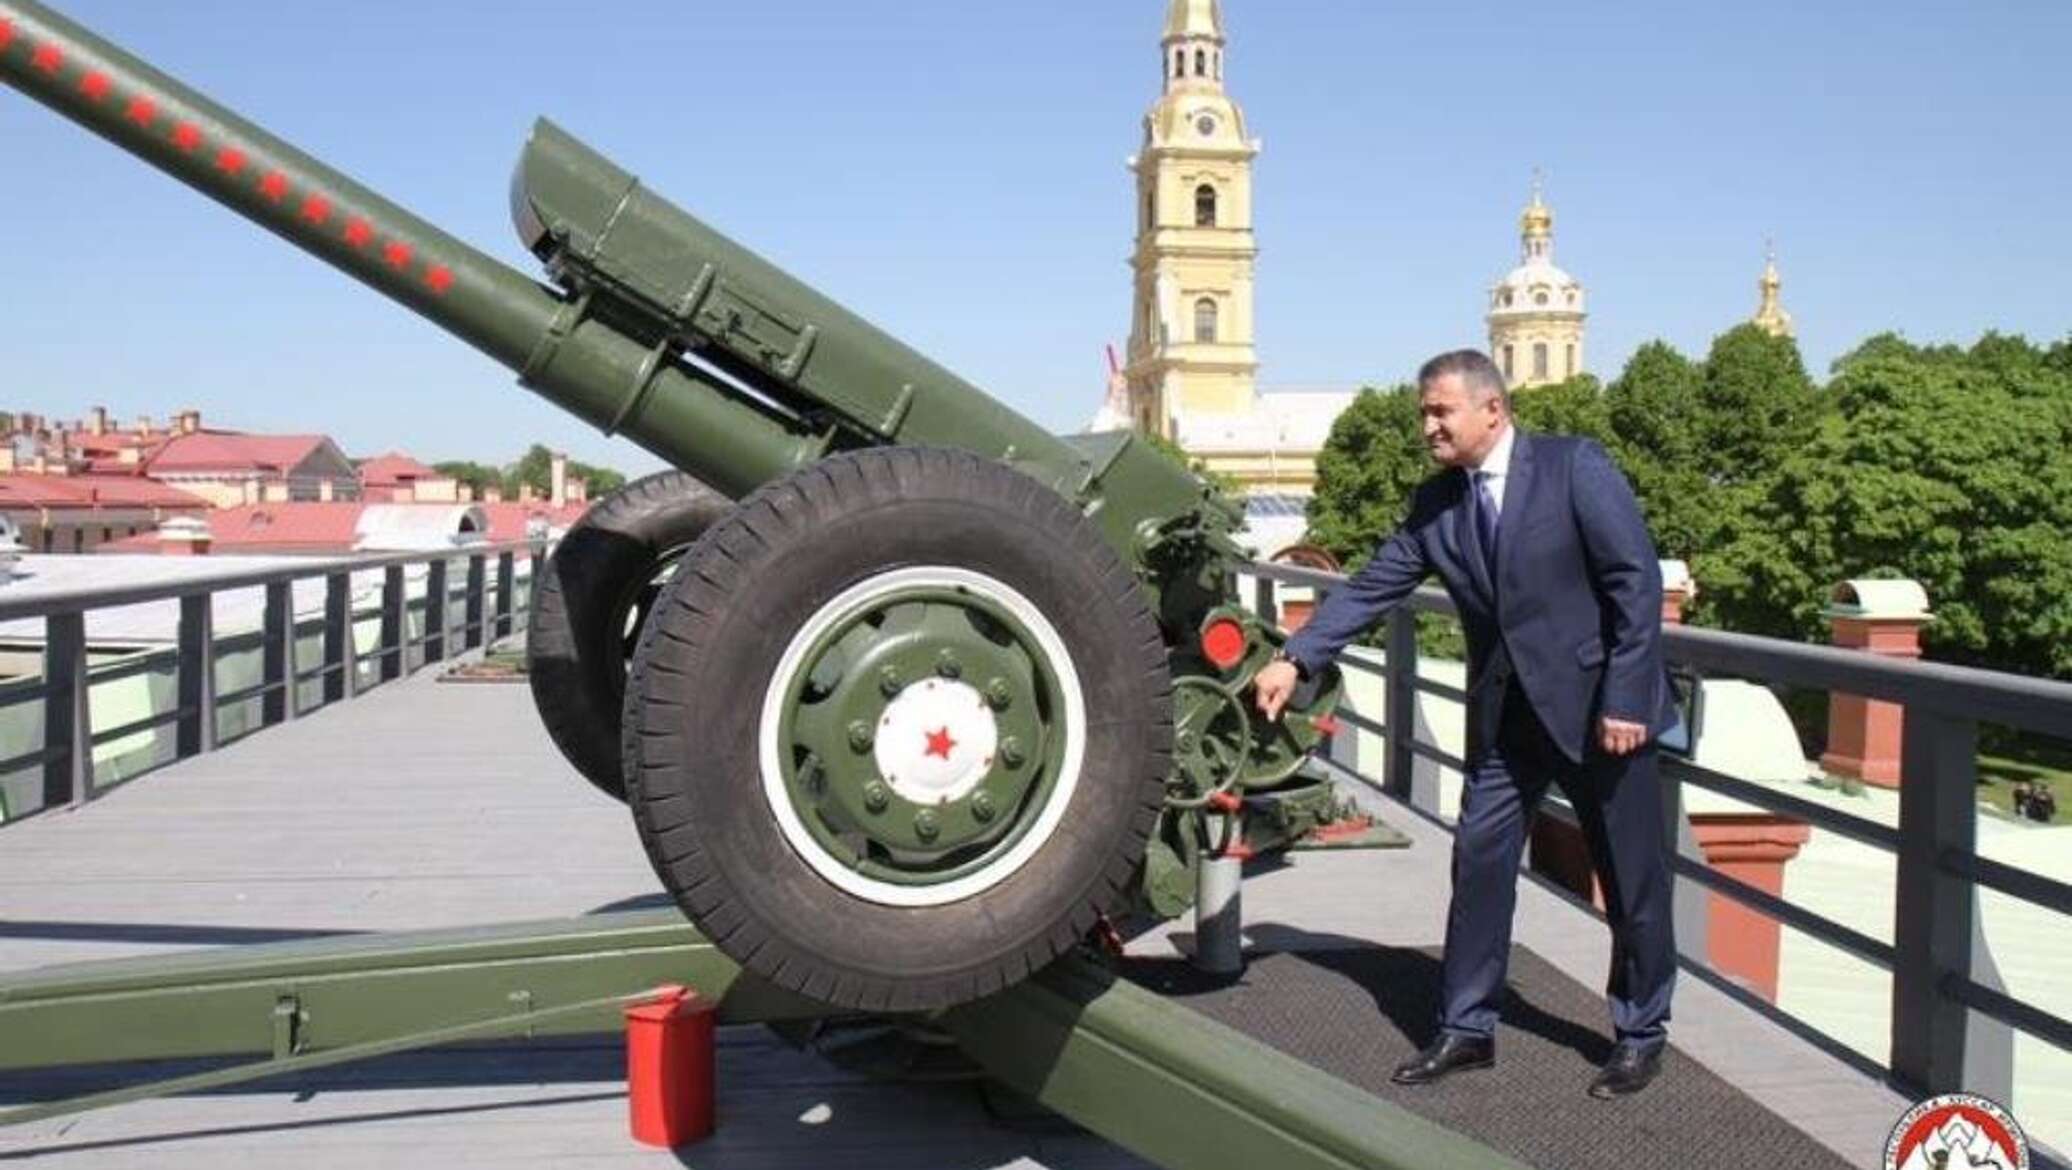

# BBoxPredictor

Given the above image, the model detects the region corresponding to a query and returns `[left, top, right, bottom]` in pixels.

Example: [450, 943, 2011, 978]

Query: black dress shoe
[1390, 1034, 1495, 1085]
[1588, 1044, 1663, 1098]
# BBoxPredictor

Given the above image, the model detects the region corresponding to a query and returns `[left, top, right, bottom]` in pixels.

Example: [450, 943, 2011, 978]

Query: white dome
[1489, 258, 1585, 316]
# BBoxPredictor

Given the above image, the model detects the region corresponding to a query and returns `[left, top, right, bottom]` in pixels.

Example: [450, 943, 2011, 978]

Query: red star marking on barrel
[342, 218, 373, 248]
[258, 171, 288, 202]
[382, 240, 413, 270]
[79, 72, 111, 102]
[0, 20, 15, 51]
[298, 194, 331, 226]
[30, 42, 61, 73]
[123, 95, 155, 125]
[424, 265, 454, 294]
[213, 147, 246, 176]
[924, 727, 957, 761]
[171, 122, 201, 152]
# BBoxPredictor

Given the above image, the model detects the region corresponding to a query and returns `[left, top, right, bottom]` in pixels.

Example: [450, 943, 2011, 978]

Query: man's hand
[1598, 716, 1649, 757]
[1254, 659, 1300, 723]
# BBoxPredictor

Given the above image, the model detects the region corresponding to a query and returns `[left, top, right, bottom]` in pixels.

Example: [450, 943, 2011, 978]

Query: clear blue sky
[3, 1, 2067, 478]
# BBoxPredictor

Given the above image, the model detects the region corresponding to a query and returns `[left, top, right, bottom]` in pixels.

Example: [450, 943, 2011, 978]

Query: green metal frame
[1, 914, 1527, 1170]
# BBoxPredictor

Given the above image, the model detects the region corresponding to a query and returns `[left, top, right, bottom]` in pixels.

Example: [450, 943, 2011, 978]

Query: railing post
[42, 612, 91, 810]
[424, 559, 448, 665]
[175, 594, 216, 758]
[323, 572, 353, 704]
[262, 581, 294, 724]
[1384, 608, 1430, 812]
[1253, 574, 1279, 630]
[379, 565, 405, 682]
[464, 554, 486, 651]
[494, 550, 515, 640]
[1890, 711, 1978, 1096]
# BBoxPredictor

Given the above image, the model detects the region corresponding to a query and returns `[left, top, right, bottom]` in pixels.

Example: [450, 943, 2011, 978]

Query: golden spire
[1753, 240, 1795, 338]
[1164, 0, 1226, 43]
[1520, 168, 1554, 237]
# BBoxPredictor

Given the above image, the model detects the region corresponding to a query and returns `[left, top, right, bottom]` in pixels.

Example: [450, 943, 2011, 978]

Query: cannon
[0, 1, 1345, 1012]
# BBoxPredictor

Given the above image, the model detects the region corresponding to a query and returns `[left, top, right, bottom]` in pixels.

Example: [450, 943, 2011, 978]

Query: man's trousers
[1437, 685, 1678, 1049]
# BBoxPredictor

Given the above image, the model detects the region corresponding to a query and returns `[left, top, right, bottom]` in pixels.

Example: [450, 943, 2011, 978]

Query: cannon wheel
[527, 471, 732, 801]
[623, 448, 1171, 1011]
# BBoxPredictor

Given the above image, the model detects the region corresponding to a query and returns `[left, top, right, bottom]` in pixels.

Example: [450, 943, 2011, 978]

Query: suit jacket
[1284, 430, 1675, 765]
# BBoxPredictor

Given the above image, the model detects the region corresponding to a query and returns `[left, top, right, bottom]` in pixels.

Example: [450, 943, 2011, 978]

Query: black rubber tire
[622, 448, 1172, 1012]
[527, 471, 732, 802]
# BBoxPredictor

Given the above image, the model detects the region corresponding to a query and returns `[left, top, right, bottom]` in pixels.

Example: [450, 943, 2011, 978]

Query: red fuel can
[625, 985, 716, 1148]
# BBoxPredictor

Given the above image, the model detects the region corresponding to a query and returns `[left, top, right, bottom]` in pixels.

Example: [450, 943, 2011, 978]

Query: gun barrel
[0, 0, 817, 497]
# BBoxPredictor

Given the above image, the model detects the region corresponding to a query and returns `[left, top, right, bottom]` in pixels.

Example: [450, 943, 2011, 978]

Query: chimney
[550, 451, 568, 506]
[30, 453, 47, 475]
[1660, 560, 1695, 625]
[484, 484, 503, 504]
[518, 481, 537, 503]
[136, 415, 154, 440]
[568, 476, 588, 505]
[89, 406, 108, 436]
[1820, 579, 1933, 790]
[178, 408, 201, 435]
[158, 515, 212, 556]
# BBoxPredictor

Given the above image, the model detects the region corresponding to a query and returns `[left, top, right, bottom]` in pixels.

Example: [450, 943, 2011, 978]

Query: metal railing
[1241, 560, 2072, 1101]
[0, 542, 544, 823]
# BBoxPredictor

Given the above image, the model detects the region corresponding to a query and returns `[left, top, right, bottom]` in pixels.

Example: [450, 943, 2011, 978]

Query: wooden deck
[0, 661, 1919, 1168]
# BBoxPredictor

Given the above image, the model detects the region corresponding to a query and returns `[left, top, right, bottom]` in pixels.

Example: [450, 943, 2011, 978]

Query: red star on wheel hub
[924, 727, 957, 761]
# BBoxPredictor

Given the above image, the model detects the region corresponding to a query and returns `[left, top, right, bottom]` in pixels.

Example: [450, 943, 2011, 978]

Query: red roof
[147, 433, 330, 474]
[0, 474, 210, 510]
[96, 500, 591, 553]
[477, 501, 587, 543]
[357, 452, 443, 488]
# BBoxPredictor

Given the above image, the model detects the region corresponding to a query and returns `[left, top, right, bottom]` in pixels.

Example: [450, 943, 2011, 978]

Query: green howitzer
[1, 0, 1344, 1012]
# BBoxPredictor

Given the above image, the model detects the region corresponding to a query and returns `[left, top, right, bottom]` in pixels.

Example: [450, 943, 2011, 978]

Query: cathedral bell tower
[1123, 0, 1260, 437]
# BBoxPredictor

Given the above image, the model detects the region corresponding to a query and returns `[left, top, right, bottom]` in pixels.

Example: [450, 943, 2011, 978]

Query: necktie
[1472, 470, 1499, 576]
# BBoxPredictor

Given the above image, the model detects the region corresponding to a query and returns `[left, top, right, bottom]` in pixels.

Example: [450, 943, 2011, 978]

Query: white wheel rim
[757, 566, 1086, 908]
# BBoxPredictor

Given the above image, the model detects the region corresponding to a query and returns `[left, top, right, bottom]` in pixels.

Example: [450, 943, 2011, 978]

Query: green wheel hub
[758, 567, 1085, 906]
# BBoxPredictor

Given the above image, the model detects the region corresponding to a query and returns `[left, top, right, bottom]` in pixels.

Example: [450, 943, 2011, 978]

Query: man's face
[1419, 374, 1506, 468]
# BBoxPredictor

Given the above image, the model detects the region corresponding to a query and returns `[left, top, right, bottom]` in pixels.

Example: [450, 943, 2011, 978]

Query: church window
[1194, 298, 1219, 343]
[1195, 49, 1207, 77]
[1144, 188, 1154, 230]
[1502, 346, 1514, 381]
[1174, 49, 1184, 79]
[1533, 343, 1549, 381]
[1195, 184, 1218, 227]
[1566, 344, 1576, 378]
[1534, 291, 1549, 306]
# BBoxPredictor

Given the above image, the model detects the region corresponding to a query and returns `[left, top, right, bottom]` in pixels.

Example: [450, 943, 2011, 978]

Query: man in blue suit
[1254, 349, 1679, 1099]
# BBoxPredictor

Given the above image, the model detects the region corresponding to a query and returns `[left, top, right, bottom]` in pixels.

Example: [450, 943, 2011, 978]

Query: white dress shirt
[1467, 422, 1516, 518]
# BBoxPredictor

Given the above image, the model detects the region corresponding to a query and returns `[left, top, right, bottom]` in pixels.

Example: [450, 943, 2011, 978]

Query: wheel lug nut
[971, 792, 996, 823]
[878, 667, 904, 697]
[1000, 738, 1026, 769]
[863, 782, 890, 813]
[985, 679, 1012, 710]
[847, 721, 874, 752]
[914, 809, 940, 841]
[935, 650, 962, 679]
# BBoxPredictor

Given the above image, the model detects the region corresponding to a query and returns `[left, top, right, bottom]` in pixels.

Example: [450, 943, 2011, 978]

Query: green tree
[501, 444, 626, 499]
[1305, 385, 1428, 567]
[1601, 342, 1726, 566]
[1702, 333, 2072, 679]
[1510, 373, 1614, 445]
[1692, 324, 1825, 484]
[433, 460, 502, 496]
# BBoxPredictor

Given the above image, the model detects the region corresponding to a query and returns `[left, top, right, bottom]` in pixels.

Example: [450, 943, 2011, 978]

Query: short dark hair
[1418, 349, 1510, 411]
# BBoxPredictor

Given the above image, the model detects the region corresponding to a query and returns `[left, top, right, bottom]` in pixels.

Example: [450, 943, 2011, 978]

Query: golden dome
[1520, 176, 1553, 237]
